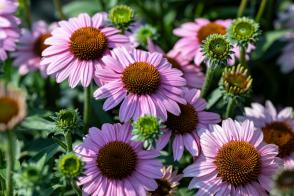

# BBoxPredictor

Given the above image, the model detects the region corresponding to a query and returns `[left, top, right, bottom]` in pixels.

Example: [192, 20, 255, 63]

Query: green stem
[6, 131, 15, 196]
[237, 0, 248, 17]
[240, 46, 247, 67]
[255, 0, 267, 23]
[65, 132, 72, 152]
[225, 98, 236, 119]
[54, 0, 66, 20]
[83, 86, 91, 133]
[71, 179, 82, 196]
[20, 0, 32, 29]
[200, 67, 215, 98]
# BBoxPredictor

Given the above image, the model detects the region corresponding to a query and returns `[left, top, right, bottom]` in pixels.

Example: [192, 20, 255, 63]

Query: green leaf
[18, 116, 55, 133]
[176, 188, 195, 196]
[63, 1, 98, 17]
[30, 143, 60, 163]
[206, 88, 223, 109]
[252, 30, 290, 60]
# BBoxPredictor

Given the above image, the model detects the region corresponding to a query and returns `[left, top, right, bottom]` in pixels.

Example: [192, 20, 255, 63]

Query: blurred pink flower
[12, 21, 54, 76]
[147, 39, 204, 89]
[244, 101, 294, 168]
[0, 0, 20, 61]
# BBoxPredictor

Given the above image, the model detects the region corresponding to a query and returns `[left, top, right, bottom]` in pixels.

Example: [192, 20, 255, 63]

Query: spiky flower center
[70, 27, 108, 61]
[197, 22, 226, 43]
[166, 57, 182, 71]
[232, 21, 254, 41]
[276, 169, 294, 191]
[262, 121, 294, 158]
[216, 141, 261, 186]
[166, 104, 198, 134]
[58, 154, 82, 178]
[135, 116, 160, 136]
[202, 34, 232, 65]
[33, 33, 51, 57]
[122, 62, 161, 95]
[150, 179, 172, 196]
[109, 5, 134, 25]
[223, 64, 252, 95]
[97, 141, 137, 179]
[0, 96, 19, 124]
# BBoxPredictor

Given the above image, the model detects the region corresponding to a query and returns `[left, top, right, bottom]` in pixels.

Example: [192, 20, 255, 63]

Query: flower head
[109, 5, 134, 31]
[0, 82, 26, 131]
[271, 168, 294, 196]
[244, 101, 294, 167]
[201, 34, 233, 66]
[147, 39, 205, 89]
[12, 21, 53, 76]
[156, 88, 220, 160]
[94, 47, 187, 122]
[53, 108, 82, 133]
[148, 166, 183, 196]
[74, 123, 162, 195]
[41, 13, 129, 88]
[0, 0, 20, 61]
[228, 17, 260, 47]
[184, 119, 281, 195]
[56, 153, 83, 179]
[221, 64, 252, 96]
[132, 115, 164, 149]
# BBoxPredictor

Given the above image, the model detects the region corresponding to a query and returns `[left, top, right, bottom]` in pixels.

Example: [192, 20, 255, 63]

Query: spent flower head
[132, 115, 164, 149]
[228, 17, 260, 47]
[201, 34, 233, 66]
[56, 153, 83, 179]
[221, 64, 252, 96]
[271, 168, 294, 196]
[109, 5, 134, 32]
[53, 108, 82, 133]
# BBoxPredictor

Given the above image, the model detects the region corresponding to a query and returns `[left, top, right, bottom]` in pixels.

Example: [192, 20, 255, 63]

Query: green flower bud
[228, 17, 260, 47]
[53, 108, 82, 133]
[134, 25, 158, 48]
[132, 115, 164, 149]
[201, 34, 232, 66]
[109, 5, 134, 31]
[56, 153, 83, 179]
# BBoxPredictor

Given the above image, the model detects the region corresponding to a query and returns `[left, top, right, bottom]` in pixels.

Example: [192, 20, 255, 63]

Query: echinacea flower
[0, 0, 20, 61]
[109, 5, 134, 32]
[12, 21, 53, 76]
[156, 88, 220, 161]
[184, 119, 281, 195]
[271, 168, 294, 196]
[93, 47, 187, 122]
[41, 13, 129, 88]
[74, 123, 162, 196]
[148, 166, 183, 196]
[0, 81, 26, 131]
[147, 39, 204, 89]
[244, 101, 294, 168]
[173, 18, 254, 65]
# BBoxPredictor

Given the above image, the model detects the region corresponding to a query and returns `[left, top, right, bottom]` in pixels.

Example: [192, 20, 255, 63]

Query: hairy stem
[237, 0, 248, 17]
